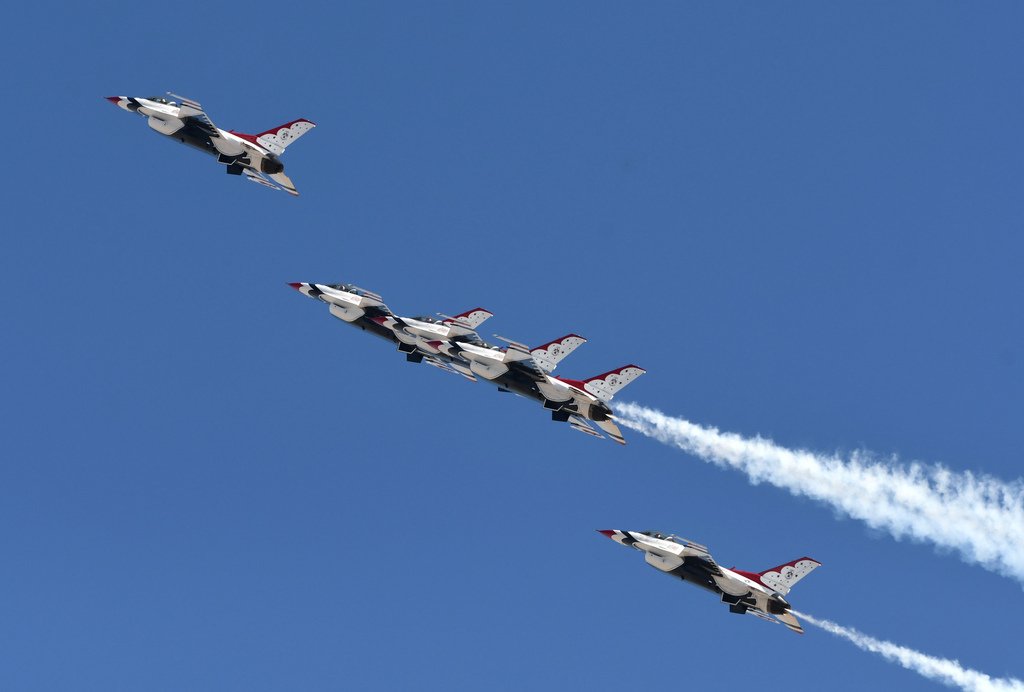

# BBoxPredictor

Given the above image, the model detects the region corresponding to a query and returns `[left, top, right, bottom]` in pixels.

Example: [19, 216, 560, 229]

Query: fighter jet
[287, 281, 493, 381]
[288, 281, 645, 443]
[599, 530, 820, 633]
[430, 336, 644, 444]
[105, 93, 315, 195]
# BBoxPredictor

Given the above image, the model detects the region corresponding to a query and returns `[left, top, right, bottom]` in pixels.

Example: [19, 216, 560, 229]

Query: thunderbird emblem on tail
[105, 93, 315, 195]
[289, 281, 646, 443]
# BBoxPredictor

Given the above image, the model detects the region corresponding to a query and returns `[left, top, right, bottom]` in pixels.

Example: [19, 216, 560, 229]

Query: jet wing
[169, 92, 248, 158]
[423, 355, 477, 382]
[169, 93, 219, 135]
[689, 553, 724, 578]
[494, 338, 552, 383]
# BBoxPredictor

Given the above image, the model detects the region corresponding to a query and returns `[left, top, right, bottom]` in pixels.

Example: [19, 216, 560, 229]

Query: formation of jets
[599, 530, 820, 634]
[288, 281, 646, 444]
[106, 92, 821, 634]
[105, 93, 315, 195]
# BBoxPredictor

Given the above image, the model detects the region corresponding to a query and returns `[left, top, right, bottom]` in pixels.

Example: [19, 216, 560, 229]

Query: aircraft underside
[164, 122, 220, 158]
[661, 557, 783, 616]
[162, 123, 281, 178]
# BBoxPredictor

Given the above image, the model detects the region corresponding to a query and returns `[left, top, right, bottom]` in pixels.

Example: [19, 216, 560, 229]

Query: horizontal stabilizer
[774, 610, 804, 634]
[569, 416, 604, 439]
[243, 169, 282, 191]
[594, 417, 627, 445]
[269, 171, 299, 196]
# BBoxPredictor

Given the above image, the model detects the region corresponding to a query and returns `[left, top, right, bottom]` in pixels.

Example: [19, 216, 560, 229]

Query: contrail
[615, 402, 1024, 583]
[794, 611, 1024, 691]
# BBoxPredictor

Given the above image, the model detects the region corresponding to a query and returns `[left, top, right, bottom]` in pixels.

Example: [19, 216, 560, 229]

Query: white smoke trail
[615, 402, 1024, 583]
[794, 611, 1024, 691]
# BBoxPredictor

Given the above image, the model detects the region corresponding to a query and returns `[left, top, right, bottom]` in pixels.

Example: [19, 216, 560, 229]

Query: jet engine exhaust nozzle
[261, 157, 284, 175]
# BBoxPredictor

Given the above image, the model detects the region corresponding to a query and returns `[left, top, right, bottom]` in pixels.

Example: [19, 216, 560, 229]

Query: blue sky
[3, 2, 1023, 690]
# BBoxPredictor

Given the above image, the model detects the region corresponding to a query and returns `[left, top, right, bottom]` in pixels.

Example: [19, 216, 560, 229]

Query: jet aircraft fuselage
[289, 281, 645, 443]
[106, 94, 315, 195]
[599, 529, 820, 633]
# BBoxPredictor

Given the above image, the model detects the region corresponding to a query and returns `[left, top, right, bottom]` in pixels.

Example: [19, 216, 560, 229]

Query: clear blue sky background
[3, 2, 1022, 690]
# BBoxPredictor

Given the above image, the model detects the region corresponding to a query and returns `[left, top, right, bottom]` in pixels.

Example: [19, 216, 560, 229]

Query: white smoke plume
[794, 612, 1024, 691]
[614, 402, 1024, 583]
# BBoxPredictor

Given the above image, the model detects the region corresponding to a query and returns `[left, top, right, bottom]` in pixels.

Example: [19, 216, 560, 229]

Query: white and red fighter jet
[288, 281, 645, 443]
[429, 335, 644, 444]
[105, 93, 315, 195]
[599, 530, 820, 633]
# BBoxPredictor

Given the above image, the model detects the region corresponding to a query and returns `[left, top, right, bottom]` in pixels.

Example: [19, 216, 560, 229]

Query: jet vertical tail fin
[437, 308, 493, 338]
[530, 334, 586, 373]
[231, 118, 316, 155]
[441, 308, 493, 330]
[576, 365, 646, 402]
[757, 557, 821, 596]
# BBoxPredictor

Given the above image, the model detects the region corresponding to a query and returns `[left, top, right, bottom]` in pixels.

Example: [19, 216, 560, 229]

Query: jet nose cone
[597, 530, 616, 539]
[105, 96, 123, 106]
[287, 282, 303, 291]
